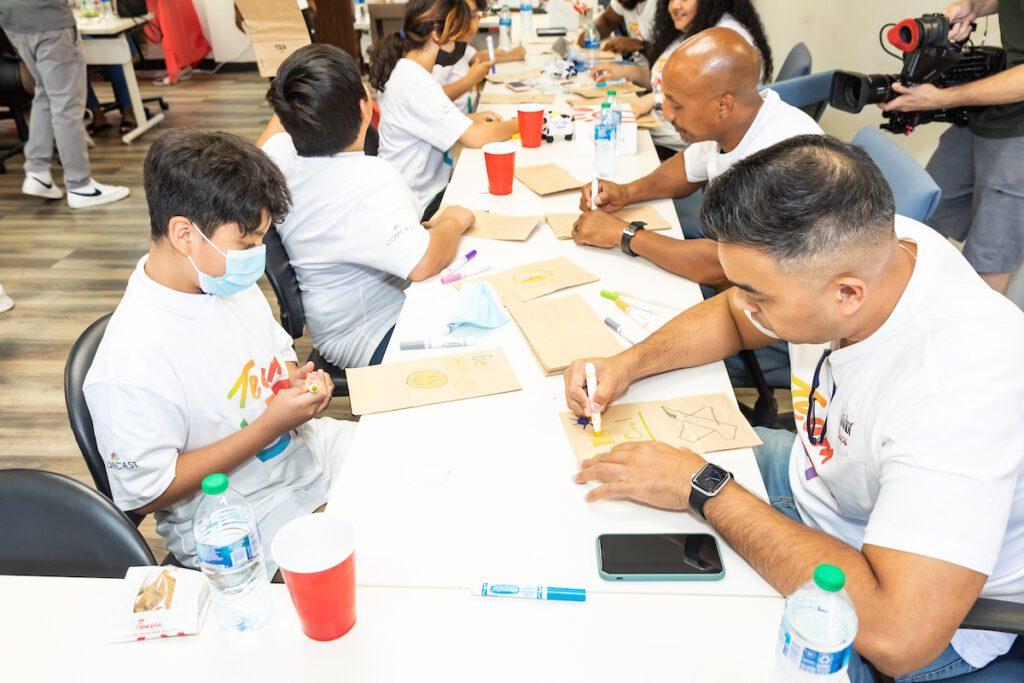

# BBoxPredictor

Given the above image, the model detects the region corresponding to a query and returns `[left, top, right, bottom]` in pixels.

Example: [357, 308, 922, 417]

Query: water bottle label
[595, 125, 614, 141]
[500, 17, 512, 26]
[781, 629, 852, 675]
[584, 39, 600, 49]
[197, 532, 262, 569]
[520, 2, 530, 10]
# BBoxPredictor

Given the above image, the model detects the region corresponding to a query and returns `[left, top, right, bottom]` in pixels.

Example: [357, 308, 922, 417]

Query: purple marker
[441, 249, 478, 278]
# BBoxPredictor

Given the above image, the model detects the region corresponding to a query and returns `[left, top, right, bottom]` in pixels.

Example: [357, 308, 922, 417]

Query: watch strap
[620, 221, 646, 257]
[689, 464, 733, 521]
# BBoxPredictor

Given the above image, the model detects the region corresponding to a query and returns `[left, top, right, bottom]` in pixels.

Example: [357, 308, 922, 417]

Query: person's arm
[629, 230, 729, 288]
[604, 35, 644, 54]
[880, 64, 1024, 110]
[443, 60, 494, 101]
[133, 382, 330, 515]
[406, 205, 474, 280]
[256, 114, 286, 148]
[576, 6, 623, 45]
[591, 62, 651, 88]
[624, 151, 704, 202]
[458, 118, 519, 147]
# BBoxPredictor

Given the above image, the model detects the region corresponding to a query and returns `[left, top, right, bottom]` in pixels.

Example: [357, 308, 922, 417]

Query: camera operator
[881, 0, 1024, 293]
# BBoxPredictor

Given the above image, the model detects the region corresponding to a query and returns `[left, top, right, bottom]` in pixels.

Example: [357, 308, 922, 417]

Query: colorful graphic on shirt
[228, 357, 293, 462]
[791, 374, 834, 481]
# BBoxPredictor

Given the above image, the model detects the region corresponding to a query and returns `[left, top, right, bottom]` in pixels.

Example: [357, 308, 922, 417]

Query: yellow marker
[584, 362, 602, 433]
[307, 382, 320, 394]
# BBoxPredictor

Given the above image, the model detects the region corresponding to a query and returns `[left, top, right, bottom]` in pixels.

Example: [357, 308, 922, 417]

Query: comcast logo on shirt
[106, 452, 139, 470]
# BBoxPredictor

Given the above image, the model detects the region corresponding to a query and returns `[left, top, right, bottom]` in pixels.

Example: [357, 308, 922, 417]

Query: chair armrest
[961, 598, 1024, 635]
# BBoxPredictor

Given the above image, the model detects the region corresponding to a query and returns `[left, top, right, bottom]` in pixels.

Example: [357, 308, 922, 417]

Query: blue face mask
[187, 223, 266, 297]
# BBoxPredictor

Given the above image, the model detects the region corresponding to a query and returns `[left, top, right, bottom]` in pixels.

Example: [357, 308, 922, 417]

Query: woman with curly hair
[591, 0, 774, 154]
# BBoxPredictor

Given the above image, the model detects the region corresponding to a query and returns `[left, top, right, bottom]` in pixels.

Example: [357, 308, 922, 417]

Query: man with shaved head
[573, 27, 822, 289]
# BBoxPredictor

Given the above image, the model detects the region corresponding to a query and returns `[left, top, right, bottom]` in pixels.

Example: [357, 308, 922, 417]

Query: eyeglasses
[806, 349, 837, 446]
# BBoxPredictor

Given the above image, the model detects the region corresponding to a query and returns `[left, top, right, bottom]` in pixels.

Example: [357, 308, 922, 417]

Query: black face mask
[435, 41, 467, 67]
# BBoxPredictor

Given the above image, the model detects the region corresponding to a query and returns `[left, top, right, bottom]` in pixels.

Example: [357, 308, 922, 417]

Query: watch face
[693, 464, 729, 494]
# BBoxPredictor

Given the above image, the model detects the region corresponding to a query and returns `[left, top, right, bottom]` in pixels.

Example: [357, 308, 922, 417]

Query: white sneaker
[0, 286, 14, 314]
[67, 179, 130, 209]
[22, 173, 63, 200]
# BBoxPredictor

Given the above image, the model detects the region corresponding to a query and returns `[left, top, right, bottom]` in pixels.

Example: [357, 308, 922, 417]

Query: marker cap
[547, 586, 587, 602]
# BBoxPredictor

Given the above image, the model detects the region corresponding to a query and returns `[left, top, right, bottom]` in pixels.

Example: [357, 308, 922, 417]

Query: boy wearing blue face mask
[83, 128, 355, 573]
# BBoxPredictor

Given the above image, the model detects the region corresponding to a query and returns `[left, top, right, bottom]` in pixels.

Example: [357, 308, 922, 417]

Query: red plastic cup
[483, 141, 516, 195]
[272, 514, 356, 641]
[517, 104, 545, 148]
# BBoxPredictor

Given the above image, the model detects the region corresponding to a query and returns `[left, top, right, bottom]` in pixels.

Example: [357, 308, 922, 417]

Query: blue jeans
[752, 428, 1014, 682]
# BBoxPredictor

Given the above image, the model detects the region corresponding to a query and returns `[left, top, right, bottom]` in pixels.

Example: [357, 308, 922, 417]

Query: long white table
[0, 575, 791, 682]
[77, 13, 165, 144]
[326, 45, 777, 608]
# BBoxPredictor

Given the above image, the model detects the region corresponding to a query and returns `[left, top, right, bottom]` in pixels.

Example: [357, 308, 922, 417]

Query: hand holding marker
[441, 249, 477, 278]
[584, 362, 602, 432]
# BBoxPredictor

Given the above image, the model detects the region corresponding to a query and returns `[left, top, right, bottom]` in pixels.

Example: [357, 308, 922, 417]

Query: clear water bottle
[583, 21, 601, 70]
[594, 102, 617, 179]
[518, 0, 533, 45]
[499, 5, 513, 51]
[355, 0, 367, 22]
[605, 89, 622, 129]
[100, 0, 114, 18]
[771, 564, 858, 681]
[193, 473, 273, 633]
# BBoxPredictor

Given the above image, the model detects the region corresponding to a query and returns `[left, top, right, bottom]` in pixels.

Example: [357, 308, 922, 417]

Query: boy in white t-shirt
[574, 28, 821, 288]
[576, 0, 655, 63]
[84, 128, 356, 572]
[567, 135, 1024, 681]
[258, 44, 475, 369]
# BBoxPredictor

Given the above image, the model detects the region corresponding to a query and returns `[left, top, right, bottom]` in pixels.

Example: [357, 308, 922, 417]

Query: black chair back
[263, 226, 306, 339]
[0, 469, 156, 578]
[364, 123, 379, 157]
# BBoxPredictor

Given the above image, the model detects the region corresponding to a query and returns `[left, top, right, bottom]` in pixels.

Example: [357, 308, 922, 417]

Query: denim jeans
[751, 427, 1004, 683]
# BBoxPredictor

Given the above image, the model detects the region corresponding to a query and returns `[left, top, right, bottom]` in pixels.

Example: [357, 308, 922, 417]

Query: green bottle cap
[601, 102, 611, 108]
[201, 473, 229, 496]
[813, 564, 846, 592]
[607, 90, 617, 96]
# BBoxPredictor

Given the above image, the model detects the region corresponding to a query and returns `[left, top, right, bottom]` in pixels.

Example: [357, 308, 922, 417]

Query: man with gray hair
[565, 135, 1024, 680]
[0, 0, 129, 208]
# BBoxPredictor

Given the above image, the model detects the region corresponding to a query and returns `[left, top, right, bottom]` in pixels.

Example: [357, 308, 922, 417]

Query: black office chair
[0, 469, 156, 578]
[0, 26, 32, 174]
[263, 226, 349, 397]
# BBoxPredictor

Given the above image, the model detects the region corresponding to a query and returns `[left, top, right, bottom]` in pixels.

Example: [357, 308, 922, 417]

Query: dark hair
[648, 0, 774, 82]
[368, 0, 472, 92]
[143, 128, 292, 240]
[267, 44, 367, 156]
[700, 135, 896, 268]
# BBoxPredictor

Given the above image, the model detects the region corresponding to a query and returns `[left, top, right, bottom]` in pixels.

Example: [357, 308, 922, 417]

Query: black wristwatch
[689, 463, 733, 521]
[640, 40, 651, 54]
[621, 221, 646, 257]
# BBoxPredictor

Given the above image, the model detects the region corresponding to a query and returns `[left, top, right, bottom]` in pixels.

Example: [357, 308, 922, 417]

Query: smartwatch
[689, 463, 733, 521]
[621, 221, 647, 257]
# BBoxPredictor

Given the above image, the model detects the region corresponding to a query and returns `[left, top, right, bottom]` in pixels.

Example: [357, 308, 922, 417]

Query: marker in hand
[595, 78, 627, 87]
[584, 361, 602, 432]
[486, 36, 496, 74]
[307, 381, 320, 395]
[590, 175, 599, 211]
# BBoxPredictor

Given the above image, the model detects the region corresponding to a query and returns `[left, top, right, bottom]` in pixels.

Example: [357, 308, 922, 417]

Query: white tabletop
[327, 48, 776, 600]
[0, 575, 795, 682]
[76, 13, 151, 36]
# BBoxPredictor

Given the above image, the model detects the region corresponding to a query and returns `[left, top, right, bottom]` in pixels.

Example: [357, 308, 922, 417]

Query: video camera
[830, 14, 1005, 134]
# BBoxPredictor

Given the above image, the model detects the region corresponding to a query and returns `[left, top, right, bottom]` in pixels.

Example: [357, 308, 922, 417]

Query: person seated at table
[433, 0, 525, 115]
[591, 0, 773, 154]
[370, 0, 519, 218]
[575, 0, 657, 64]
[84, 128, 355, 572]
[565, 135, 1024, 682]
[86, 67, 138, 136]
[573, 28, 821, 289]
[257, 44, 475, 369]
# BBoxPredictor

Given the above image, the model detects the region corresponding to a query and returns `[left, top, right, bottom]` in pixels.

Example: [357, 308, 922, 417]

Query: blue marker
[595, 77, 627, 88]
[472, 581, 586, 602]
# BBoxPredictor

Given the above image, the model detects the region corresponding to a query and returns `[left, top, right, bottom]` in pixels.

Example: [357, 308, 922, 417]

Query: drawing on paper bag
[406, 370, 449, 389]
[560, 393, 761, 462]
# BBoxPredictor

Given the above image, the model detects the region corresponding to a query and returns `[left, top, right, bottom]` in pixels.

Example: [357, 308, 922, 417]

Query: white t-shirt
[609, 0, 656, 64]
[784, 217, 1024, 669]
[650, 13, 758, 149]
[432, 44, 479, 114]
[682, 89, 822, 184]
[83, 257, 353, 571]
[262, 133, 430, 368]
[379, 58, 473, 211]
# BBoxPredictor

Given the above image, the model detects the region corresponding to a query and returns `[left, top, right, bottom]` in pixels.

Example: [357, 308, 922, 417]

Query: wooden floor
[0, 69, 353, 559]
[0, 68, 786, 561]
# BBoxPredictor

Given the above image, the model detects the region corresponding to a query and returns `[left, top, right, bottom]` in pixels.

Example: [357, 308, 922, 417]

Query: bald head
[664, 27, 762, 97]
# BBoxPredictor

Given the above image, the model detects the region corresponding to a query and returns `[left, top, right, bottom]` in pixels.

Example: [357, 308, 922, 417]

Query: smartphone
[596, 533, 725, 581]
[505, 81, 531, 92]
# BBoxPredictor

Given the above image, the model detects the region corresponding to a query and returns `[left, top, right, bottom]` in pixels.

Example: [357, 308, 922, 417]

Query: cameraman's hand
[944, 1, 978, 42]
[878, 82, 953, 112]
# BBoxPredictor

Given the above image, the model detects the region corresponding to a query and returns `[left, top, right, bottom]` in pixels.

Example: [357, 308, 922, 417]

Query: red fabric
[145, 0, 211, 83]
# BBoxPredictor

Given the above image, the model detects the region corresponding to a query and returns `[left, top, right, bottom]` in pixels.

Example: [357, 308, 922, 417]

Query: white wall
[754, 0, 1002, 165]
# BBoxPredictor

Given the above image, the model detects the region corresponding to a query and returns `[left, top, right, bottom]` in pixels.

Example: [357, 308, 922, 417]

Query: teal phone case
[595, 535, 726, 582]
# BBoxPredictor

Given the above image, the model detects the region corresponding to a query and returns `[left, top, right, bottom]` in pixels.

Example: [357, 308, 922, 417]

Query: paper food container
[109, 566, 211, 642]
